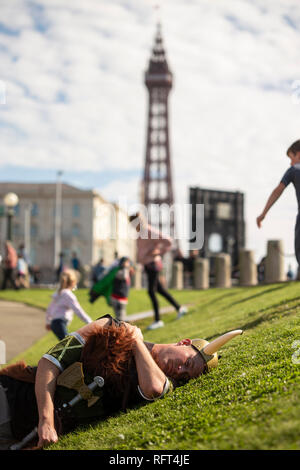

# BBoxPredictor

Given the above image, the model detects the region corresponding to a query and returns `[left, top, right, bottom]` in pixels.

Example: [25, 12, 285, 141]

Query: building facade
[0, 183, 136, 281]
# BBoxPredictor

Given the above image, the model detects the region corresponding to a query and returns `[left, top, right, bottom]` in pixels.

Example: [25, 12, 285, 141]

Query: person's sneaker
[147, 320, 164, 330]
[177, 306, 188, 319]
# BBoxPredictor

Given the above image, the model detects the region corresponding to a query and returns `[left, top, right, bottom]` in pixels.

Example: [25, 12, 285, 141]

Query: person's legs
[156, 278, 181, 311]
[51, 319, 68, 340]
[119, 303, 127, 321]
[295, 215, 300, 272]
[7, 268, 18, 290]
[1, 269, 8, 290]
[146, 269, 160, 322]
[111, 298, 126, 321]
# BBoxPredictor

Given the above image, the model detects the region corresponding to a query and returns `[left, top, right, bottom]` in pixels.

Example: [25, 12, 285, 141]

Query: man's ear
[176, 339, 192, 346]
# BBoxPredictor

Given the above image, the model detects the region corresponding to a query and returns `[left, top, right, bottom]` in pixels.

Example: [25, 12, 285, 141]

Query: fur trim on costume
[0, 361, 36, 383]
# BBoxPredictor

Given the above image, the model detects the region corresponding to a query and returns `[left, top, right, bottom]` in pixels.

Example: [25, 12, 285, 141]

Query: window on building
[12, 223, 21, 237]
[216, 202, 232, 220]
[72, 204, 80, 218]
[14, 204, 20, 217]
[208, 233, 222, 253]
[72, 225, 80, 237]
[31, 203, 39, 217]
[31, 224, 38, 238]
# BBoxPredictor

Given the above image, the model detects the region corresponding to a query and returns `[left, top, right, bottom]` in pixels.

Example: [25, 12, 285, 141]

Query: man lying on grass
[0, 314, 242, 449]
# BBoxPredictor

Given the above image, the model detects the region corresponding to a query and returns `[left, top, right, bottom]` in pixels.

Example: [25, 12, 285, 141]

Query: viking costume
[0, 313, 242, 450]
[0, 315, 173, 449]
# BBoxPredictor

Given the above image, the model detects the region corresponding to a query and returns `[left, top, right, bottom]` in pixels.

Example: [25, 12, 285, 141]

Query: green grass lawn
[0, 282, 299, 450]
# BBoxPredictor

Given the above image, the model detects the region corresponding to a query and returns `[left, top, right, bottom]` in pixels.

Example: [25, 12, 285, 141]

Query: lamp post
[54, 171, 63, 268]
[24, 203, 32, 262]
[3, 192, 19, 241]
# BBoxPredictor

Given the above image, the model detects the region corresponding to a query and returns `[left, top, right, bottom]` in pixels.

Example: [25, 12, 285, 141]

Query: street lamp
[3, 192, 19, 241]
[54, 171, 63, 268]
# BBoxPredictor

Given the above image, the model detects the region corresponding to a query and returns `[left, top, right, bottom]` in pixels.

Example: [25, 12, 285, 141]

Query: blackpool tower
[142, 23, 176, 241]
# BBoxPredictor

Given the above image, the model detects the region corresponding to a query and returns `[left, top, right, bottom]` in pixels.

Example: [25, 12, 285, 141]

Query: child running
[257, 139, 300, 272]
[46, 269, 93, 340]
[110, 257, 132, 321]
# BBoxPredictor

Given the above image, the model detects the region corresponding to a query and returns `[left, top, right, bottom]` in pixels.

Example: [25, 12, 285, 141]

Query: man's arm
[256, 182, 286, 228]
[35, 317, 112, 447]
[133, 338, 167, 399]
[79, 320, 167, 399]
[35, 358, 60, 448]
[76, 316, 111, 340]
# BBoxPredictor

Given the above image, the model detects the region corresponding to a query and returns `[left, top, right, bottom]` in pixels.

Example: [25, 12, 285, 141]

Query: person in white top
[46, 269, 92, 340]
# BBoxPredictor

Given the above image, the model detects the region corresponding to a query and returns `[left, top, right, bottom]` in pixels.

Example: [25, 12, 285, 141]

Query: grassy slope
[0, 283, 299, 450]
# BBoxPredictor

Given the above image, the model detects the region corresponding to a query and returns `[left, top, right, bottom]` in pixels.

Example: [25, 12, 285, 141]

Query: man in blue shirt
[257, 139, 300, 268]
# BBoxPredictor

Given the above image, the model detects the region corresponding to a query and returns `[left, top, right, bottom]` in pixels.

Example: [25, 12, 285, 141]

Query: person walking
[1, 241, 18, 290]
[70, 252, 81, 272]
[129, 213, 187, 330]
[55, 252, 65, 283]
[15, 253, 29, 289]
[91, 258, 106, 284]
[46, 269, 93, 340]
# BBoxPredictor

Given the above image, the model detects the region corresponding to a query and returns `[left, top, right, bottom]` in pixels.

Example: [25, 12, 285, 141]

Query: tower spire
[142, 22, 176, 242]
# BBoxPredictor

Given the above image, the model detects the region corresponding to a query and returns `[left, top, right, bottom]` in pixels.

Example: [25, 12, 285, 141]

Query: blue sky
[1, 0, 300, 269]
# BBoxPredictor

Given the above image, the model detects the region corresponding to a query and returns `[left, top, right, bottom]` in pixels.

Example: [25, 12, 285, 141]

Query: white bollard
[215, 253, 232, 288]
[265, 240, 285, 283]
[194, 258, 209, 289]
[239, 249, 257, 286]
[133, 264, 142, 289]
[171, 261, 183, 290]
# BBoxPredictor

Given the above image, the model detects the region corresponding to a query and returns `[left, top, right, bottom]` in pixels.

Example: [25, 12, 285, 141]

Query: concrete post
[133, 264, 142, 289]
[171, 261, 183, 290]
[215, 253, 232, 288]
[194, 257, 209, 289]
[239, 249, 257, 286]
[265, 240, 285, 283]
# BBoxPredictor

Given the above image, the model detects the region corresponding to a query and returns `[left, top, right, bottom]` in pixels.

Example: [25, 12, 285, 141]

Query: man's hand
[123, 323, 143, 343]
[37, 420, 58, 448]
[45, 324, 51, 331]
[256, 214, 265, 228]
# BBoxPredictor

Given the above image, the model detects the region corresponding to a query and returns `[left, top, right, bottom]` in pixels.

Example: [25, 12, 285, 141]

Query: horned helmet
[191, 330, 243, 370]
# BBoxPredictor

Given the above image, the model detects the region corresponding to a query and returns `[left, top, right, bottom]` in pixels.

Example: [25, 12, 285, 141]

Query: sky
[1, 0, 300, 270]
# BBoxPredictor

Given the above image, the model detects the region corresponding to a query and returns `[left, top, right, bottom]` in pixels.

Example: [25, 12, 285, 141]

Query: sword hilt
[10, 376, 105, 450]
[63, 375, 105, 409]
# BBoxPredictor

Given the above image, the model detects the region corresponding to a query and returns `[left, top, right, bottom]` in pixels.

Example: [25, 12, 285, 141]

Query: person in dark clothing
[56, 252, 65, 282]
[70, 252, 80, 272]
[1, 241, 18, 290]
[91, 258, 106, 284]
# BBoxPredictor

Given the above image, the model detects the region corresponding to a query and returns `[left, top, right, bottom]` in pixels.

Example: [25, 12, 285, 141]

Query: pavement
[0, 300, 45, 362]
[124, 305, 178, 322]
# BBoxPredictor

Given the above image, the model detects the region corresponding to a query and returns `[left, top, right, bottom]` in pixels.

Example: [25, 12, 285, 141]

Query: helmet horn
[202, 330, 243, 356]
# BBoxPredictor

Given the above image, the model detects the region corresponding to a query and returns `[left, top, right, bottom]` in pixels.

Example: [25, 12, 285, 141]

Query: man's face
[153, 340, 206, 381]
